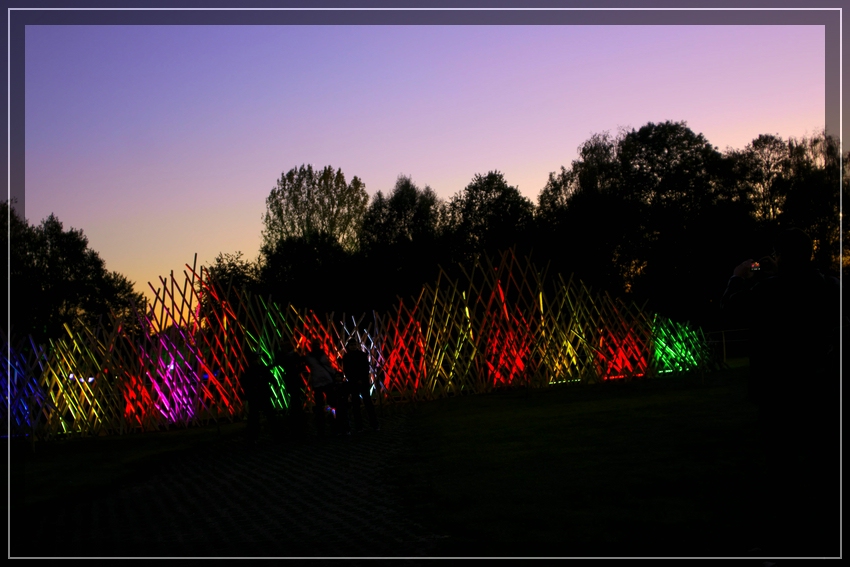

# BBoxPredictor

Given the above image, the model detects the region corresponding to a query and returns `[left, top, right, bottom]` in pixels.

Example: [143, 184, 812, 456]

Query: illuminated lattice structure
[462, 252, 541, 390]
[5, 259, 248, 439]
[1, 332, 51, 439]
[40, 322, 122, 437]
[540, 274, 597, 384]
[363, 250, 707, 401]
[132, 265, 246, 430]
[231, 289, 348, 411]
[651, 315, 712, 375]
[4, 249, 715, 438]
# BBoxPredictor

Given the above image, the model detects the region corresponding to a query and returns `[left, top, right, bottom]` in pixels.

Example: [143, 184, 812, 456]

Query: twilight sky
[24, 24, 825, 300]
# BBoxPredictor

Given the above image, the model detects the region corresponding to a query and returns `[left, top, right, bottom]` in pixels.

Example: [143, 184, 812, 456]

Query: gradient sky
[24, 24, 825, 301]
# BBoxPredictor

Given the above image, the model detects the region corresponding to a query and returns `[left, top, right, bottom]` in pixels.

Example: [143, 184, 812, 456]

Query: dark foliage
[249, 124, 842, 328]
[444, 171, 536, 268]
[10, 121, 843, 340]
[536, 121, 842, 329]
[260, 231, 366, 317]
[3, 201, 146, 344]
[358, 175, 446, 313]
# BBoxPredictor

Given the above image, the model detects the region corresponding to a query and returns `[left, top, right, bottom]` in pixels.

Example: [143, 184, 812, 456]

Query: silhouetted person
[278, 348, 307, 440]
[722, 228, 840, 556]
[241, 351, 277, 443]
[343, 340, 379, 432]
[305, 340, 337, 437]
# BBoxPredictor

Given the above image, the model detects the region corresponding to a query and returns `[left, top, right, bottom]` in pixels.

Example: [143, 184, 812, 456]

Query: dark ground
[8, 361, 839, 559]
[400, 366, 764, 558]
[10, 407, 442, 558]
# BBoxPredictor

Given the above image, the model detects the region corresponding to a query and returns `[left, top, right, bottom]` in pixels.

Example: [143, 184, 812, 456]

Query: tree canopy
[779, 130, 843, 270]
[3, 202, 145, 344]
[533, 121, 840, 324]
[445, 171, 535, 264]
[728, 134, 792, 223]
[360, 174, 444, 255]
[260, 231, 355, 316]
[358, 175, 446, 312]
[261, 164, 368, 255]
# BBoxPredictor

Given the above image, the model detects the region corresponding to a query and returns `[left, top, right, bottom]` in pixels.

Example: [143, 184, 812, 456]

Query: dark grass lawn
[9, 420, 249, 511]
[9, 364, 771, 558]
[395, 366, 765, 557]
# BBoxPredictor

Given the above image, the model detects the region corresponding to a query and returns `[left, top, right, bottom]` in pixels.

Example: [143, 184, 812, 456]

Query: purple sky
[24, 25, 825, 300]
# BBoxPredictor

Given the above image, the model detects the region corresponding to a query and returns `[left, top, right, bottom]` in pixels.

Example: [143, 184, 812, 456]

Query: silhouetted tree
[196, 251, 263, 319]
[445, 171, 535, 265]
[844, 155, 850, 279]
[361, 175, 444, 253]
[260, 231, 357, 315]
[538, 122, 754, 326]
[613, 122, 726, 310]
[539, 132, 620, 214]
[2, 202, 145, 344]
[780, 130, 842, 274]
[728, 134, 791, 223]
[359, 175, 446, 310]
[537, 132, 628, 293]
[617, 121, 723, 211]
[205, 251, 261, 293]
[261, 164, 368, 254]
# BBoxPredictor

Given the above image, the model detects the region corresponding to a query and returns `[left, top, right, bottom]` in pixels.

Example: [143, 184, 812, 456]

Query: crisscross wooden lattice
[4, 249, 714, 438]
[1, 332, 52, 438]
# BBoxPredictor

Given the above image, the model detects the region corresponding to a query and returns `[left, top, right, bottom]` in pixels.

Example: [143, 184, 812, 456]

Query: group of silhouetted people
[240, 338, 380, 444]
[722, 227, 840, 557]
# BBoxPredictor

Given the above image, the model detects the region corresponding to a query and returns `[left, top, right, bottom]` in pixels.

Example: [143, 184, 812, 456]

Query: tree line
[6, 120, 845, 344]
[233, 120, 844, 329]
